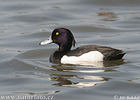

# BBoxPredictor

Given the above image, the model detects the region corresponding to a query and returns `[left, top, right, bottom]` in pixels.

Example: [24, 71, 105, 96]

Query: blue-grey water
[0, 0, 140, 100]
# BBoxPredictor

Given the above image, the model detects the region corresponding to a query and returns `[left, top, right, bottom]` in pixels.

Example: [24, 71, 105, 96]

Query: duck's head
[40, 28, 76, 51]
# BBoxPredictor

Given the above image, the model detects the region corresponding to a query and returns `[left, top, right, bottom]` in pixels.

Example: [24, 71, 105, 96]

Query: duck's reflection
[51, 76, 109, 88]
[52, 77, 73, 86]
[50, 59, 125, 88]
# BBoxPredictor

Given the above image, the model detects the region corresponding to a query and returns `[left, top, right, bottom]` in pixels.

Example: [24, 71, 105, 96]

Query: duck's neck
[58, 43, 72, 53]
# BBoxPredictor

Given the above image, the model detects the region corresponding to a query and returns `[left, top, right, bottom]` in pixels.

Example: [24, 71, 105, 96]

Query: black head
[40, 28, 76, 51]
[52, 28, 76, 47]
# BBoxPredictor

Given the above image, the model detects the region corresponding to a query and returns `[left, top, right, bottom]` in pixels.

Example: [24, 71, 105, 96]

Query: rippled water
[0, 0, 140, 100]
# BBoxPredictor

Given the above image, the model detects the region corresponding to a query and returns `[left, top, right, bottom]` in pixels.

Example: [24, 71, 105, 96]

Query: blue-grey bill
[39, 36, 52, 45]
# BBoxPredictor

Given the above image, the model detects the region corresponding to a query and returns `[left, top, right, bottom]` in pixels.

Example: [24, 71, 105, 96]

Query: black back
[66, 45, 125, 61]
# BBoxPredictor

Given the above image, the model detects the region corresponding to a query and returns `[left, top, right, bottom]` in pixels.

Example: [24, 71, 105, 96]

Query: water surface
[0, 0, 140, 100]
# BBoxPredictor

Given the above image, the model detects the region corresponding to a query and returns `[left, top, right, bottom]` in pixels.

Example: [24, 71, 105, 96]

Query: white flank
[61, 51, 104, 66]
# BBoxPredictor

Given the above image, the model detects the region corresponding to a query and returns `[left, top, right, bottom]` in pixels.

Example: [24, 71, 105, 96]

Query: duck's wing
[66, 45, 126, 61]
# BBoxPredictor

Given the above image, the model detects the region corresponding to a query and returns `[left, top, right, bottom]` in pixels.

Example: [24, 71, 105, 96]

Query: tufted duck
[39, 28, 125, 64]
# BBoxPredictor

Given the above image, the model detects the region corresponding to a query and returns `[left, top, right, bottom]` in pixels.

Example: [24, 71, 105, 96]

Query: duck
[39, 28, 125, 64]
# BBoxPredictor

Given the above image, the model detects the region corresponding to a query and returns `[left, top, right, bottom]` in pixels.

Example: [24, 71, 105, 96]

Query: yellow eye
[56, 32, 59, 35]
